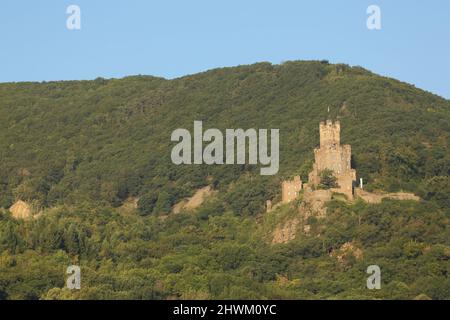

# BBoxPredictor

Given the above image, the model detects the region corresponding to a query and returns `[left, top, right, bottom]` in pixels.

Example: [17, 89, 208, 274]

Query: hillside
[0, 61, 449, 300]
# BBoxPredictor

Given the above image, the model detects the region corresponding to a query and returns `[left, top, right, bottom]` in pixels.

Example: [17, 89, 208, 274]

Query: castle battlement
[319, 120, 341, 148]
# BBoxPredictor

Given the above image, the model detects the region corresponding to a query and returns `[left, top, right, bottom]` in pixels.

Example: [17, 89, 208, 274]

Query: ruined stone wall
[355, 188, 420, 203]
[282, 176, 302, 203]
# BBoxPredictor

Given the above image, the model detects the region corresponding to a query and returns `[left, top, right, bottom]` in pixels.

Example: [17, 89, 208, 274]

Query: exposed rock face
[272, 218, 300, 244]
[119, 197, 139, 213]
[185, 186, 213, 210]
[331, 242, 364, 264]
[173, 186, 214, 213]
[272, 189, 332, 243]
[9, 200, 33, 220]
[172, 199, 188, 214]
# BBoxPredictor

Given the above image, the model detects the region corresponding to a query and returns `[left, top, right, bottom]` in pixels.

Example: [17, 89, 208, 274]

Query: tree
[420, 176, 450, 210]
[318, 169, 338, 189]
[137, 193, 158, 216]
[153, 191, 173, 215]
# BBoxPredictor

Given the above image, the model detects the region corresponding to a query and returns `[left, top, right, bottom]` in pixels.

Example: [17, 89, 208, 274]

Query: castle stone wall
[282, 176, 302, 203]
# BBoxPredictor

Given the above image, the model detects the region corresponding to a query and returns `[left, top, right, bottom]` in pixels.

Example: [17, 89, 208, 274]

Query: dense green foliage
[318, 169, 338, 189]
[0, 199, 448, 300]
[0, 61, 448, 299]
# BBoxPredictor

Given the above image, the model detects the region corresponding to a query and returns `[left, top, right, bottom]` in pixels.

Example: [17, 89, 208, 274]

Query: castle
[308, 119, 356, 199]
[282, 119, 356, 202]
[274, 119, 419, 242]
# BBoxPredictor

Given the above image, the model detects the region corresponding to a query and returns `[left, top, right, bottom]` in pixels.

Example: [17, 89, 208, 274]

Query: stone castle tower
[308, 119, 356, 199]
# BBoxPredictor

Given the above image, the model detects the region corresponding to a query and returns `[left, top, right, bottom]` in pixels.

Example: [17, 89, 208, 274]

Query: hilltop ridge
[0, 61, 448, 300]
[0, 61, 448, 211]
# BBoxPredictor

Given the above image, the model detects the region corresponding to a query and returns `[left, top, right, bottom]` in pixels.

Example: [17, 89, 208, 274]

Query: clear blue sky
[1, 0, 449, 98]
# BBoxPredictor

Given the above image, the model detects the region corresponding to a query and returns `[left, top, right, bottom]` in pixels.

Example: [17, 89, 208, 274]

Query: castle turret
[319, 120, 341, 148]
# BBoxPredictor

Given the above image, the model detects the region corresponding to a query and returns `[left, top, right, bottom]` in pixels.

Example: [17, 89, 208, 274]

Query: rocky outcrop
[272, 218, 300, 244]
[330, 242, 364, 264]
[9, 200, 33, 220]
[272, 189, 332, 243]
[173, 186, 214, 213]
[119, 197, 139, 213]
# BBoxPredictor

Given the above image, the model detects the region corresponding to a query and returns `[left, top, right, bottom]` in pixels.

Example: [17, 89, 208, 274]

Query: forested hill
[0, 61, 448, 300]
[0, 61, 448, 210]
